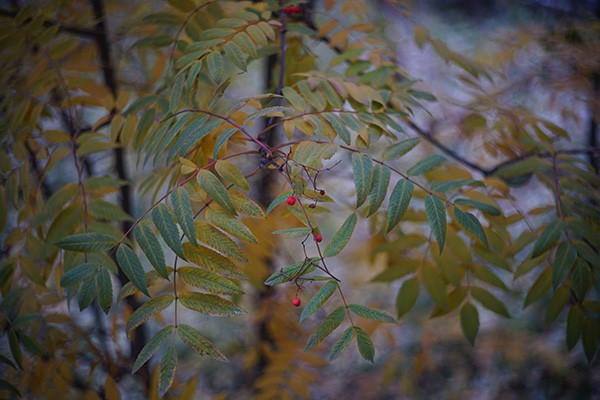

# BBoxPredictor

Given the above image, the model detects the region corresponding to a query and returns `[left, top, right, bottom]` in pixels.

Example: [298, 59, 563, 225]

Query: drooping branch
[0, 8, 101, 38]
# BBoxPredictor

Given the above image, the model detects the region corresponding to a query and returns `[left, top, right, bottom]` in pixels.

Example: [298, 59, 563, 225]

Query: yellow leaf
[330, 30, 348, 48]
[116, 91, 132, 111]
[110, 115, 124, 142]
[345, 82, 370, 105]
[318, 20, 337, 37]
[104, 375, 120, 400]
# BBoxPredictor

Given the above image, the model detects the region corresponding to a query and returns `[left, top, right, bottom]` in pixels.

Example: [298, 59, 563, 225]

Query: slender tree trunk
[89, 0, 149, 388]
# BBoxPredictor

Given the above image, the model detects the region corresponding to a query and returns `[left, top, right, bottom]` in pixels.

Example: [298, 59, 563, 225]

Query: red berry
[319, 189, 326, 195]
[283, 6, 301, 15]
[314, 233, 323, 243]
[308, 203, 316, 209]
[292, 297, 301, 307]
[286, 196, 296, 206]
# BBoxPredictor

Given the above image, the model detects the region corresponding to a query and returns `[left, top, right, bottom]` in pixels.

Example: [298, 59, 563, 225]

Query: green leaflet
[78, 276, 97, 311]
[117, 268, 173, 302]
[230, 191, 264, 218]
[54, 232, 116, 252]
[297, 80, 326, 110]
[213, 128, 237, 158]
[204, 208, 257, 243]
[177, 323, 227, 361]
[300, 280, 338, 322]
[371, 260, 421, 282]
[395, 277, 419, 318]
[348, 304, 396, 323]
[134, 223, 168, 279]
[329, 327, 354, 361]
[197, 169, 236, 215]
[367, 164, 391, 217]
[460, 302, 479, 345]
[354, 326, 375, 363]
[292, 141, 339, 170]
[431, 179, 484, 192]
[151, 114, 194, 164]
[454, 198, 501, 216]
[545, 286, 569, 324]
[470, 264, 507, 291]
[386, 179, 413, 233]
[266, 190, 293, 215]
[323, 213, 357, 257]
[382, 137, 420, 161]
[60, 263, 97, 288]
[272, 227, 312, 239]
[152, 203, 186, 259]
[133, 326, 174, 373]
[171, 187, 197, 246]
[177, 267, 243, 295]
[178, 292, 246, 316]
[431, 286, 467, 318]
[169, 73, 184, 112]
[471, 286, 510, 317]
[167, 115, 214, 163]
[183, 243, 245, 279]
[552, 241, 577, 289]
[95, 267, 112, 314]
[282, 86, 306, 111]
[453, 206, 488, 246]
[532, 220, 563, 258]
[305, 306, 345, 350]
[233, 32, 257, 58]
[523, 267, 552, 308]
[216, 160, 249, 191]
[158, 343, 177, 398]
[351, 153, 373, 208]
[244, 106, 287, 124]
[264, 258, 319, 286]
[322, 113, 351, 145]
[206, 51, 223, 84]
[407, 154, 446, 176]
[494, 157, 549, 179]
[126, 295, 174, 334]
[567, 304, 584, 350]
[425, 195, 447, 253]
[421, 263, 448, 310]
[195, 221, 247, 262]
[88, 199, 133, 221]
[8, 329, 22, 369]
[223, 41, 247, 71]
[572, 259, 591, 301]
[116, 244, 150, 296]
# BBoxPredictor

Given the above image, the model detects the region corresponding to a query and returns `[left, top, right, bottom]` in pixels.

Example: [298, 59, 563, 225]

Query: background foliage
[0, 0, 599, 398]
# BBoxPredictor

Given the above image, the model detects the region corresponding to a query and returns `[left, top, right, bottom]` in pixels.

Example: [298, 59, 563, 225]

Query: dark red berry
[292, 297, 301, 307]
[286, 196, 296, 206]
[314, 233, 323, 243]
[319, 189, 325, 195]
[283, 5, 302, 15]
[309, 203, 316, 209]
